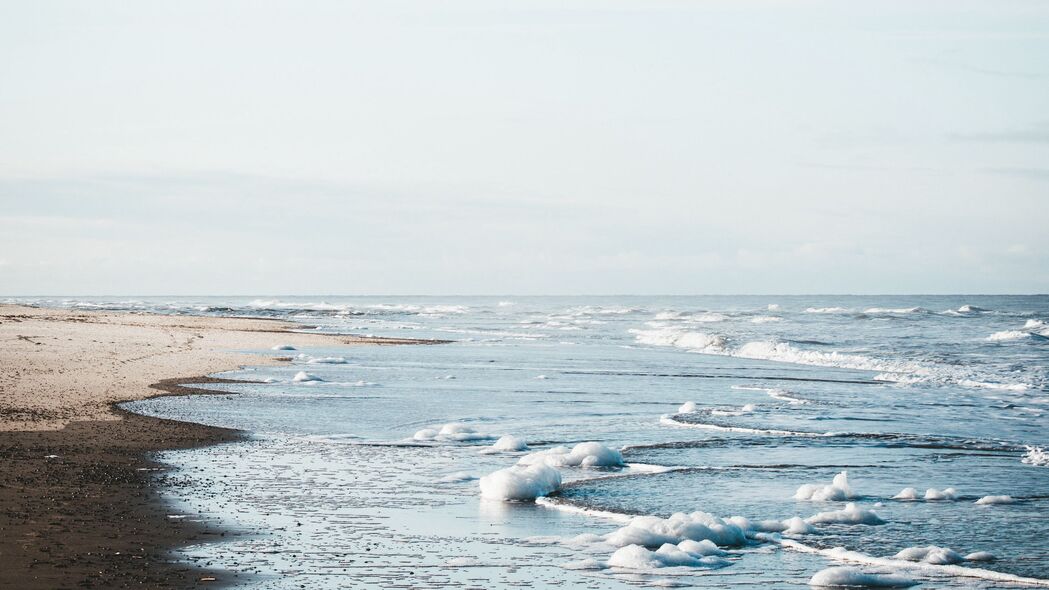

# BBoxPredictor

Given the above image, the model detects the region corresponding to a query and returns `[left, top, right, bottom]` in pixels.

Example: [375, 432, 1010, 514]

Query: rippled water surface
[25, 295, 1046, 588]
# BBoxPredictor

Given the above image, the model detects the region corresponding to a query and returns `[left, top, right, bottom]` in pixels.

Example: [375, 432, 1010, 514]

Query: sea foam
[806, 503, 885, 526]
[809, 566, 917, 588]
[794, 471, 854, 502]
[479, 463, 562, 501]
[518, 442, 624, 468]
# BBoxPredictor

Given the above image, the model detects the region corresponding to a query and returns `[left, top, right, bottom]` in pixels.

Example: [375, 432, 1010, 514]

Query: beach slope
[0, 304, 406, 588]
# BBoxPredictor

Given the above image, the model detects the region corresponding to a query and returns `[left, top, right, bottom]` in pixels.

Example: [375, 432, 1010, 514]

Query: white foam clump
[490, 435, 529, 452]
[413, 423, 494, 442]
[975, 495, 1014, 505]
[606, 543, 731, 570]
[794, 471, 854, 501]
[604, 511, 748, 548]
[809, 566, 917, 588]
[478, 463, 561, 501]
[806, 307, 849, 313]
[1023, 445, 1048, 466]
[271, 344, 296, 351]
[965, 551, 996, 561]
[740, 515, 817, 535]
[767, 304, 781, 311]
[751, 316, 783, 324]
[292, 371, 323, 382]
[806, 503, 886, 526]
[306, 356, 348, 364]
[923, 487, 958, 501]
[518, 442, 624, 468]
[678, 401, 698, 413]
[892, 487, 920, 501]
[894, 545, 965, 565]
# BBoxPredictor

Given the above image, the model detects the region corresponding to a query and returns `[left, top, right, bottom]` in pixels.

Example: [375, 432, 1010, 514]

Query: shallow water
[28, 295, 1046, 588]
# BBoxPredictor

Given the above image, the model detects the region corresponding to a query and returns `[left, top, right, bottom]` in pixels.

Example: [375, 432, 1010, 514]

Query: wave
[629, 328, 727, 352]
[731, 385, 809, 404]
[630, 328, 1034, 392]
[660, 414, 830, 437]
[540, 474, 1049, 586]
[779, 541, 1049, 587]
[863, 307, 929, 314]
[805, 307, 850, 313]
[1023, 446, 1048, 467]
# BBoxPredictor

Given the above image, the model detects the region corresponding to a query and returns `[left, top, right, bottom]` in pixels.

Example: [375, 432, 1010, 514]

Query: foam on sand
[478, 463, 561, 501]
[975, 494, 1015, 505]
[809, 566, 917, 588]
[518, 442, 624, 468]
[794, 471, 854, 501]
[292, 371, 323, 382]
[806, 503, 885, 526]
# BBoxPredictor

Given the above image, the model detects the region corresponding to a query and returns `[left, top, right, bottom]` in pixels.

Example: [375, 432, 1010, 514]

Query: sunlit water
[14, 296, 1048, 588]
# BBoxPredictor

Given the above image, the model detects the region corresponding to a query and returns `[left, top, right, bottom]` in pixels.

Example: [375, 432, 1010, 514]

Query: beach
[2, 297, 1046, 590]
[0, 304, 415, 588]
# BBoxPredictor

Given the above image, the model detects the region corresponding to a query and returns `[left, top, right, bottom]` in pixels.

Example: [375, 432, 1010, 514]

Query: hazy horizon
[2, 1, 1047, 295]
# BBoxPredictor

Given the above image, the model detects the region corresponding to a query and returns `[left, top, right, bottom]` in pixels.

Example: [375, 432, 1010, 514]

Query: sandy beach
[0, 304, 422, 588]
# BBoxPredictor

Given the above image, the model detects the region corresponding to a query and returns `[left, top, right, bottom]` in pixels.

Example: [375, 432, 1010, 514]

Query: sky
[1, 0, 1047, 295]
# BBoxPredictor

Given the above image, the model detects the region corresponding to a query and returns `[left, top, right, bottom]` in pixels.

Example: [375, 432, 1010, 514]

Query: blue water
[14, 296, 1048, 588]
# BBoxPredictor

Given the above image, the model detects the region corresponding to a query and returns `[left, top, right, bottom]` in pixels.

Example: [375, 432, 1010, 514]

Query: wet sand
[0, 304, 431, 588]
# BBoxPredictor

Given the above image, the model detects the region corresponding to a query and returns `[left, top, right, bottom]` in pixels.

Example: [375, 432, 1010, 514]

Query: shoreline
[0, 304, 441, 588]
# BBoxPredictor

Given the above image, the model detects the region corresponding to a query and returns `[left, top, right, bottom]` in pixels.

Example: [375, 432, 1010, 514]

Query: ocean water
[14, 295, 1049, 588]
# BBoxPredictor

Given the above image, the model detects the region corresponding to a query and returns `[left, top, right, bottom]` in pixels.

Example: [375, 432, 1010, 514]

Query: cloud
[949, 123, 1049, 143]
[982, 167, 1049, 181]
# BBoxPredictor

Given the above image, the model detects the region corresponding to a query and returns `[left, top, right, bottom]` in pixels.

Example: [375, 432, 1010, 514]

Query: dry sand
[0, 303, 418, 431]
[0, 304, 434, 588]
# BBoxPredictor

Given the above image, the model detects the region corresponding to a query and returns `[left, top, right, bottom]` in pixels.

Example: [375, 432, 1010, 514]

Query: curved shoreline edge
[0, 304, 443, 589]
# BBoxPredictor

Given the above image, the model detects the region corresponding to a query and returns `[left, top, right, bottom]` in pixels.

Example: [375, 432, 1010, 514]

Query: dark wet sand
[0, 378, 250, 589]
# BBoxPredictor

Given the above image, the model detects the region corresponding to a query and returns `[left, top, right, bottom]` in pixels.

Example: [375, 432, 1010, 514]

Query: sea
[11, 295, 1049, 588]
